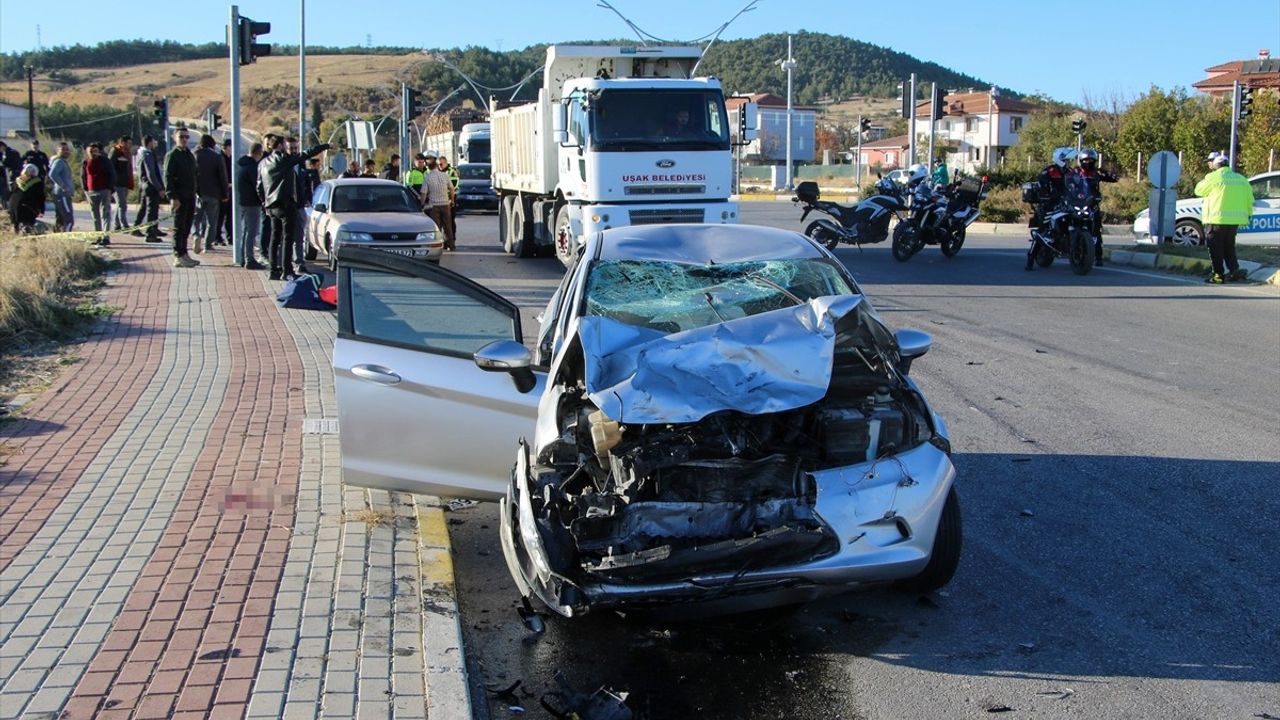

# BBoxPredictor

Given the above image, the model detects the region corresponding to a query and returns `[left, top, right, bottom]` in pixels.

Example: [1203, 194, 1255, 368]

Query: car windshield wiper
[744, 272, 804, 306]
[703, 292, 727, 323]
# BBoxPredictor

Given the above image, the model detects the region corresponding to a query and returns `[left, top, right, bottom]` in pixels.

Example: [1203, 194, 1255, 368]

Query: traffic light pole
[400, 83, 409, 179]
[1229, 80, 1241, 170]
[855, 115, 863, 188]
[229, 5, 243, 266]
[907, 73, 917, 166]
[927, 82, 937, 169]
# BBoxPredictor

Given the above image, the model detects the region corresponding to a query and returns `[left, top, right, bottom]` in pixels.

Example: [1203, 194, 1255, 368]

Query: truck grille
[629, 208, 705, 225]
[624, 185, 706, 196]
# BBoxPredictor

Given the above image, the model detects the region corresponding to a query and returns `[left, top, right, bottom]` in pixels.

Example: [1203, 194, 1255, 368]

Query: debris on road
[446, 498, 479, 511]
[518, 596, 547, 635]
[986, 704, 1015, 713]
[540, 671, 634, 720]
[1019, 509, 1035, 517]
[1037, 688, 1075, 700]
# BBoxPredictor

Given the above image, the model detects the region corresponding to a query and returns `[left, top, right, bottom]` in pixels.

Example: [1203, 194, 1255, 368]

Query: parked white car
[1133, 171, 1280, 245]
[305, 178, 442, 270]
[332, 224, 960, 617]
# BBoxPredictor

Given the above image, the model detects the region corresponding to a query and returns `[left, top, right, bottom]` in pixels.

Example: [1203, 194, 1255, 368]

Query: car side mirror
[894, 328, 932, 375]
[474, 339, 536, 393]
[313, 203, 327, 213]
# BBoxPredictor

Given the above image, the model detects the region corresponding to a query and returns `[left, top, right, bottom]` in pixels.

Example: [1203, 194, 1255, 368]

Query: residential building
[913, 89, 1040, 173]
[727, 93, 817, 164]
[1193, 49, 1280, 97]
[855, 134, 910, 170]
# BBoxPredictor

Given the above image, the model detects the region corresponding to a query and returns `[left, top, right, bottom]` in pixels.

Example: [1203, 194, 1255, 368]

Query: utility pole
[229, 6, 244, 267]
[299, 0, 307, 142]
[855, 115, 864, 187]
[25, 65, 35, 138]
[781, 35, 796, 190]
[907, 73, 917, 166]
[400, 83, 409, 179]
[927, 82, 937, 169]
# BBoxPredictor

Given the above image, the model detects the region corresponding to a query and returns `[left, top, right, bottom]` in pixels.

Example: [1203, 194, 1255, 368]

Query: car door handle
[351, 364, 402, 385]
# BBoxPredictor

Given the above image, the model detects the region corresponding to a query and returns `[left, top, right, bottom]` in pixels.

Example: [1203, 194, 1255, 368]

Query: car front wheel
[1172, 218, 1203, 246]
[894, 486, 961, 593]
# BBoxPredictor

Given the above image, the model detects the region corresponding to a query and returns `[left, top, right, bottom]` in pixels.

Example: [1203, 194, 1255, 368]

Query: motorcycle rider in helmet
[1025, 147, 1075, 270]
[1071, 148, 1118, 265]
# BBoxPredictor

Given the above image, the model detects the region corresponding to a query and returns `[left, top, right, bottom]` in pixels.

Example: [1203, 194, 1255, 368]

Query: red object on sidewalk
[318, 284, 337, 306]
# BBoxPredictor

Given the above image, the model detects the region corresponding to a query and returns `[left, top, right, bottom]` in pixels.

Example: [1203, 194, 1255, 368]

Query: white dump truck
[490, 45, 756, 264]
[423, 122, 491, 165]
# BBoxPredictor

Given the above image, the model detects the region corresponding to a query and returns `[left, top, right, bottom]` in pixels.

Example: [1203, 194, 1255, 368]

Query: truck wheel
[499, 196, 516, 254]
[512, 198, 534, 258]
[553, 206, 575, 267]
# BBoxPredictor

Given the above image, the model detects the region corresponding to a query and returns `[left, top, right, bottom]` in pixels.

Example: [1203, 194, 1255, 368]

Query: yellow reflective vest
[1194, 167, 1253, 226]
[404, 168, 427, 190]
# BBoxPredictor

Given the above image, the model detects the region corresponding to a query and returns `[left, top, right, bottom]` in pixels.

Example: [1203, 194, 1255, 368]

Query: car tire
[894, 486, 962, 593]
[1173, 218, 1203, 247]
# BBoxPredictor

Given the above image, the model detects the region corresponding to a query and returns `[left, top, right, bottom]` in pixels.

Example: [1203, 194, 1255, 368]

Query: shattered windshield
[584, 259, 855, 334]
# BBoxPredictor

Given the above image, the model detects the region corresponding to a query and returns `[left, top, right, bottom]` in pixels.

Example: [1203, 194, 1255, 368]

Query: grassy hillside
[0, 33, 1014, 140]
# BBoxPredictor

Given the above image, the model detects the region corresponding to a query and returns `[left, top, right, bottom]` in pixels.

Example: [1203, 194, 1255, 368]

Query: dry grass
[0, 233, 108, 347]
[349, 508, 396, 527]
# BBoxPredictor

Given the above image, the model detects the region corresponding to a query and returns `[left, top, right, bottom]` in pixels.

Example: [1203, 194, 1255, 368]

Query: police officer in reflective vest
[1195, 151, 1254, 283]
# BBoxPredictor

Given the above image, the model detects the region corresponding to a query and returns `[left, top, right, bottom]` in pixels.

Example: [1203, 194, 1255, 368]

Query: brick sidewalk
[0, 239, 436, 719]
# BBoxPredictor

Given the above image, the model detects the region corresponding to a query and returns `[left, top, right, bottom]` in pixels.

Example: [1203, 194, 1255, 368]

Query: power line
[40, 109, 138, 130]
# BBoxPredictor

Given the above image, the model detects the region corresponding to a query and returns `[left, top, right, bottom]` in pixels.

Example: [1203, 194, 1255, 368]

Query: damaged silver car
[333, 225, 960, 618]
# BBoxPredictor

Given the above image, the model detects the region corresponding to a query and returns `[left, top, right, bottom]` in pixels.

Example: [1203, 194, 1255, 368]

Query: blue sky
[1, 0, 1274, 104]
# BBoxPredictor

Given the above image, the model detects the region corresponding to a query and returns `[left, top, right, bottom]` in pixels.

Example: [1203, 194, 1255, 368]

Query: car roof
[593, 224, 825, 263]
[324, 178, 405, 187]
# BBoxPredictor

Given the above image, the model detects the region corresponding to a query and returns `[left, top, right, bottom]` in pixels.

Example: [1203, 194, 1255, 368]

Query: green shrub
[1100, 178, 1148, 224]
[978, 185, 1027, 223]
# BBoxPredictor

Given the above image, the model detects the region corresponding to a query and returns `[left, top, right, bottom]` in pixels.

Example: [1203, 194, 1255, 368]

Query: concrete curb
[1104, 248, 1280, 284]
[418, 503, 474, 720]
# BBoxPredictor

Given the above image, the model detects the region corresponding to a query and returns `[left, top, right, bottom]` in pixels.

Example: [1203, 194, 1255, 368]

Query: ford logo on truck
[656, 159, 676, 168]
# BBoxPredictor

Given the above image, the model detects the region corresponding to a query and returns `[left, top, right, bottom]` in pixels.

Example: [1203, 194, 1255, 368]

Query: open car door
[333, 247, 544, 499]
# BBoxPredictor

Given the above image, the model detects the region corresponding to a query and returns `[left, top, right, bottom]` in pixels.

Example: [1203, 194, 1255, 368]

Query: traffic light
[238, 16, 271, 65]
[738, 105, 747, 136]
[1238, 85, 1255, 119]
[1072, 119, 1087, 134]
[931, 85, 945, 121]
[153, 97, 168, 125]
[406, 87, 424, 115]
[210, 112, 223, 130]
[899, 82, 911, 119]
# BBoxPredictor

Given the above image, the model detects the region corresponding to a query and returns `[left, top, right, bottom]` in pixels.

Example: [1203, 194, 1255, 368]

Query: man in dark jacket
[236, 143, 266, 269]
[379, 154, 400, 181]
[108, 136, 135, 231]
[22, 139, 50, 180]
[163, 128, 200, 267]
[0, 140, 23, 204]
[217, 138, 233, 245]
[194, 134, 227, 253]
[261, 136, 328, 279]
[133, 136, 166, 242]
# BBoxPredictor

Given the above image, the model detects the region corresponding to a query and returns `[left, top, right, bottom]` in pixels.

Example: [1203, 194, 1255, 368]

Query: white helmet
[906, 163, 929, 185]
[1052, 147, 1075, 168]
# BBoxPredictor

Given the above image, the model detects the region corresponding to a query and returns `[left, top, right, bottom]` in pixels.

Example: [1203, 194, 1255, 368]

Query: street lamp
[779, 35, 796, 191]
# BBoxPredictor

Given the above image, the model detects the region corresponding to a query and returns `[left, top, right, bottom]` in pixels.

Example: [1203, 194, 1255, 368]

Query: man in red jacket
[82, 143, 115, 246]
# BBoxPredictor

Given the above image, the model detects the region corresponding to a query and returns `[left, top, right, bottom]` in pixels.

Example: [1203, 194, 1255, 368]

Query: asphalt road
[439, 204, 1280, 720]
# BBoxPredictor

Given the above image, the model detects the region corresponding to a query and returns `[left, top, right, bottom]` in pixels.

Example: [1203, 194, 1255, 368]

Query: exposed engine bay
[525, 325, 936, 587]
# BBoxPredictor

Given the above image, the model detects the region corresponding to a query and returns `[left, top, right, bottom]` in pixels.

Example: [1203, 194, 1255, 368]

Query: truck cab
[490, 45, 757, 266]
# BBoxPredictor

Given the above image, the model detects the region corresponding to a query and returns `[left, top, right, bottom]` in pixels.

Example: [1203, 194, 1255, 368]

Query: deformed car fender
[499, 440, 585, 617]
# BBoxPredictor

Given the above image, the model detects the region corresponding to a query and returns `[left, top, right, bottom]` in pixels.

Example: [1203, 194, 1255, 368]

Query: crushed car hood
[575, 295, 864, 424]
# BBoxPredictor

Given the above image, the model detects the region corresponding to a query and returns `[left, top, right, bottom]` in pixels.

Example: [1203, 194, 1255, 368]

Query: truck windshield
[462, 139, 490, 164]
[589, 89, 730, 152]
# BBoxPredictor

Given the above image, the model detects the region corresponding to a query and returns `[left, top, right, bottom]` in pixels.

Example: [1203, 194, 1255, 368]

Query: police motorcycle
[890, 164, 988, 262]
[1023, 171, 1098, 275]
[792, 176, 907, 250]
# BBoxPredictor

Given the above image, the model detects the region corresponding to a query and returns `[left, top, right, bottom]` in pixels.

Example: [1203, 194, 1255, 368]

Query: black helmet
[1078, 148, 1098, 170]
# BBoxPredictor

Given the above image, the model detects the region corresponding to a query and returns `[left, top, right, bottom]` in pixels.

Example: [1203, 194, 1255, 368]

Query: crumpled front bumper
[499, 440, 956, 617]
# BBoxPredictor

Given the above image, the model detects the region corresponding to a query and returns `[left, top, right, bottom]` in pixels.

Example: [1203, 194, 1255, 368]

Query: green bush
[973, 165, 1038, 189]
[977, 185, 1027, 222]
[1100, 178, 1148, 224]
